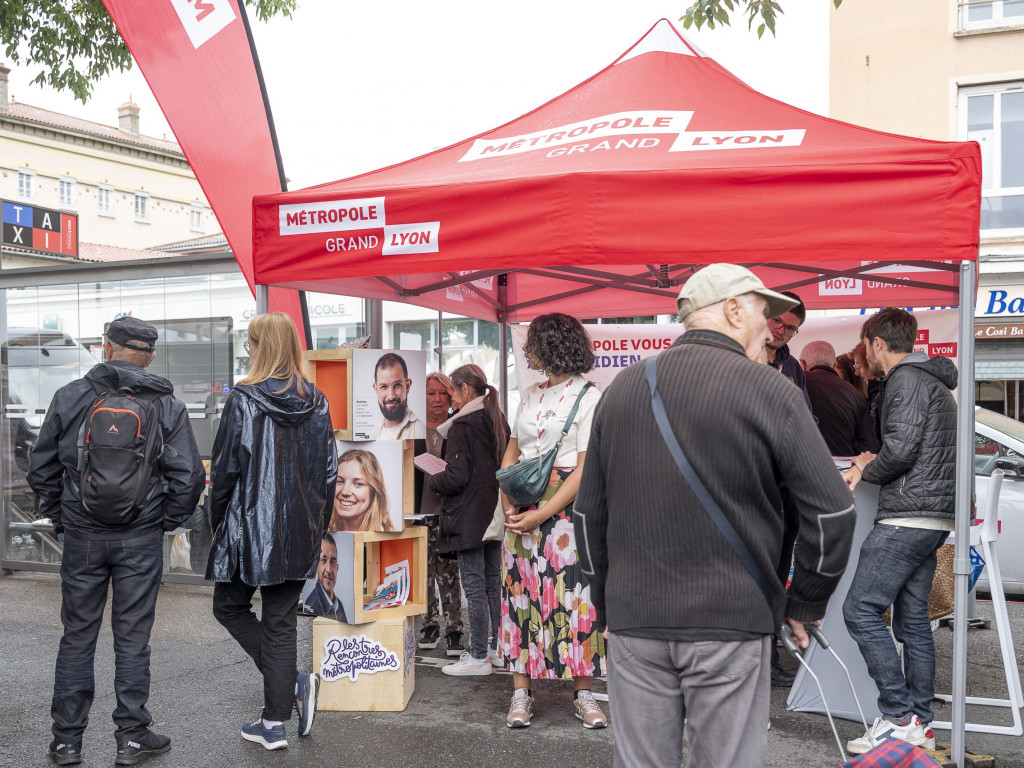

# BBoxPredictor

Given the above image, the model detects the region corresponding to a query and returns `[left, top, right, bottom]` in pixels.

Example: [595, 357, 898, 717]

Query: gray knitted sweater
[576, 330, 856, 638]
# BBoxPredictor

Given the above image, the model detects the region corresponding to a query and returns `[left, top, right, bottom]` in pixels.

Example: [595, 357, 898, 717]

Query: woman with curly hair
[499, 312, 607, 730]
[329, 450, 393, 532]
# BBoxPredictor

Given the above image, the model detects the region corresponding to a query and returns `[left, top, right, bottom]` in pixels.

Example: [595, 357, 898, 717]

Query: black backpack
[77, 384, 163, 526]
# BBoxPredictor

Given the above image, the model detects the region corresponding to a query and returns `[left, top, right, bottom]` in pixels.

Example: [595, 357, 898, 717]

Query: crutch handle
[805, 623, 830, 649]
[779, 624, 803, 659]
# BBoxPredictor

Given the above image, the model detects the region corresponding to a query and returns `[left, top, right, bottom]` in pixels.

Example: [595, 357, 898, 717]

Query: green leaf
[1, 0, 293, 102]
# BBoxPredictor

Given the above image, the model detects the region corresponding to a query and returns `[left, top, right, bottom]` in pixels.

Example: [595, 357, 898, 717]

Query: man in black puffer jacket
[842, 307, 957, 755]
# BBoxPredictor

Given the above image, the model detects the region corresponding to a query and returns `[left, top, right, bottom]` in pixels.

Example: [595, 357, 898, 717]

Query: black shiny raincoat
[205, 379, 338, 586]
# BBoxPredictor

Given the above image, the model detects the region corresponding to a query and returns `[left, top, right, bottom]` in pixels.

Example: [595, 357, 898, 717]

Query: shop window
[59, 177, 76, 208]
[134, 191, 149, 221]
[960, 0, 1024, 30]
[960, 83, 1024, 232]
[1, 272, 258, 577]
[98, 184, 113, 215]
[17, 169, 35, 201]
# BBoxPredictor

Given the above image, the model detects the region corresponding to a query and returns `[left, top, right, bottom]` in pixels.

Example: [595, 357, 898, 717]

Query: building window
[59, 177, 76, 208]
[134, 191, 149, 221]
[17, 169, 35, 201]
[190, 203, 204, 230]
[98, 184, 113, 215]
[961, 82, 1024, 232]
[960, 0, 1024, 31]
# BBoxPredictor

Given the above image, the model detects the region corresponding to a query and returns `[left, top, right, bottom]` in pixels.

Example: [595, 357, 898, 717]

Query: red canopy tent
[252, 20, 984, 762]
[252, 19, 980, 321]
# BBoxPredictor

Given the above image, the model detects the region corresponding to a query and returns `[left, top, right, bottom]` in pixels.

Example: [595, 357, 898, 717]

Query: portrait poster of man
[351, 349, 427, 441]
[301, 532, 348, 623]
[329, 440, 406, 533]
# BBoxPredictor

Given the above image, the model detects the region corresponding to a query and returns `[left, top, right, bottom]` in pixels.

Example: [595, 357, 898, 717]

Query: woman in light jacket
[207, 313, 337, 750]
[429, 364, 509, 676]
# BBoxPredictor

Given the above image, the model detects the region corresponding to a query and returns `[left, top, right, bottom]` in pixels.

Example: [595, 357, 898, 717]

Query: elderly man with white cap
[576, 264, 856, 768]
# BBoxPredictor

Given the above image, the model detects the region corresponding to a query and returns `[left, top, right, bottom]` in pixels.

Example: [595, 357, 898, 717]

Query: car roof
[976, 407, 1024, 454]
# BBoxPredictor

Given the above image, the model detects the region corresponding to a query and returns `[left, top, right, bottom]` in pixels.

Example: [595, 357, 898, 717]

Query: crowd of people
[31, 265, 960, 767]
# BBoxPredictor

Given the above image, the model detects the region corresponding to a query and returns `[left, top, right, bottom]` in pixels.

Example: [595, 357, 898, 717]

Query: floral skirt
[499, 470, 607, 679]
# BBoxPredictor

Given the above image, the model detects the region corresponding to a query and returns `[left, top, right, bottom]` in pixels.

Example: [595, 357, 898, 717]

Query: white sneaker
[442, 652, 492, 676]
[921, 722, 937, 750]
[846, 715, 927, 755]
[488, 642, 504, 669]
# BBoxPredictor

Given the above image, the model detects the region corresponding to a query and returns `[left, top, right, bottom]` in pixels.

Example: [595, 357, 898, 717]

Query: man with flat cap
[576, 264, 856, 768]
[28, 315, 205, 766]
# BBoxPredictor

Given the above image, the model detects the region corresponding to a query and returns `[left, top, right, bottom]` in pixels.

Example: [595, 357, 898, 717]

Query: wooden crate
[334, 526, 428, 625]
[313, 615, 415, 712]
[306, 348, 354, 440]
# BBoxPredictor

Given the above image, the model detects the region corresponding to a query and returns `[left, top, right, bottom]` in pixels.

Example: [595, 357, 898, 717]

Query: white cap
[677, 264, 798, 320]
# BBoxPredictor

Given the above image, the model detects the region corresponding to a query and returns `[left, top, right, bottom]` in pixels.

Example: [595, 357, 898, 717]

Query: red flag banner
[101, 0, 307, 344]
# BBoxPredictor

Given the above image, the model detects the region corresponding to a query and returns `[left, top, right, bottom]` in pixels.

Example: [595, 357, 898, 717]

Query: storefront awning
[975, 361, 1024, 380]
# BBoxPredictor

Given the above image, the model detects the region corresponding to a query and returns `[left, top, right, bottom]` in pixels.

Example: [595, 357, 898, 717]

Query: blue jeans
[52, 531, 164, 743]
[843, 524, 948, 724]
[456, 542, 501, 660]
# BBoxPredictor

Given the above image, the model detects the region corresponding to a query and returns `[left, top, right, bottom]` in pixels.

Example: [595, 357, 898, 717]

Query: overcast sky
[5, 1, 829, 190]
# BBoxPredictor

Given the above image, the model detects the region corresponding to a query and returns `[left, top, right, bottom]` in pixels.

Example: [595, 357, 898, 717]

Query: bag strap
[644, 356, 774, 610]
[555, 381, 593, 448]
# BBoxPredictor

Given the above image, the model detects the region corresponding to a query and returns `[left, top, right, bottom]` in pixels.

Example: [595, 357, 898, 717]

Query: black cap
[107, 316, 158, 352]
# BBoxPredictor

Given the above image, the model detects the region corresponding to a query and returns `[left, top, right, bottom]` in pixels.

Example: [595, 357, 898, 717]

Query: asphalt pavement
[2, 571, 1024, 768]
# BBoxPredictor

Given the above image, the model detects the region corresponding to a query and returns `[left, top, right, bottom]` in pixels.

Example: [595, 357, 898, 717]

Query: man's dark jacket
[206, 380, 338, 586]
[27, 360, 205, 538]
[770, 343, 813, 412]
[862, 352, 958, 521]
[576, 330, 856, 637]
[305, 582, 348, 623]
[805, 365, 881, 456]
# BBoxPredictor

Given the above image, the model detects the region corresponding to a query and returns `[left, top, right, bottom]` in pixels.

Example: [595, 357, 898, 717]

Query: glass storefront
[0, 261, 516, 580]
[1, 271, 259, 577]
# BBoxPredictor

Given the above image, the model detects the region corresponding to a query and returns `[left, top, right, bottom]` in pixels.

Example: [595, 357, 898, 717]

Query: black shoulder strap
[644, 356, 774, 609]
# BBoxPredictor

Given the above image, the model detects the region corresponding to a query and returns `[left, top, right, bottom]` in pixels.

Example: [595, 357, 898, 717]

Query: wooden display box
[334, 526, 428, 624]
[306, 348, 353, 440]
[313, 615, 415, 712]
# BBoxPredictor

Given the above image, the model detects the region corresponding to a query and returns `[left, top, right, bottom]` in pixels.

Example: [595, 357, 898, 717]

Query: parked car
[974, 406, 1024, 595]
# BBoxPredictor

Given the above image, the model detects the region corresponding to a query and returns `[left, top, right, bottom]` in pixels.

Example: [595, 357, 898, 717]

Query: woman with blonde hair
[330, 449, 393, 532]
[207, 312, 337, 750]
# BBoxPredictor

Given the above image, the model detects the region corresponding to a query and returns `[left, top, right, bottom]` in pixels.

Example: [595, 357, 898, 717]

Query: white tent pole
[368, 299, 383, 348]
[951, 259, 976, 766]
[437, 310, 444, 371]
[256, 284, 269, 315]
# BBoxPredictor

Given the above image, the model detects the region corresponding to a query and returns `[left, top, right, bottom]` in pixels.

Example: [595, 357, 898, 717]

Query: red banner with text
[100, 0, 305, 342]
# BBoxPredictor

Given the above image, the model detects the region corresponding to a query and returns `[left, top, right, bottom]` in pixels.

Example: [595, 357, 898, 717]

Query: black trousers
[212, 574, 304, 721]
[52, 530, 163, 743]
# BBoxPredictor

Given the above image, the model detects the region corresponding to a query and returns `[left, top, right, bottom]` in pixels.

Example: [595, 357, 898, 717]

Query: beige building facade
[831, 0, 1024, 416]
[0, 65, 217, 264]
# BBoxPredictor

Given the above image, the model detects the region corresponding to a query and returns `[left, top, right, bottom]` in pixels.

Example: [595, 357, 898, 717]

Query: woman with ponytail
[428, 364, 509, 676]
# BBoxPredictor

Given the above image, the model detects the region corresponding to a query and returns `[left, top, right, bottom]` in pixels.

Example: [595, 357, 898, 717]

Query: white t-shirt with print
[511, 377, 600, 468]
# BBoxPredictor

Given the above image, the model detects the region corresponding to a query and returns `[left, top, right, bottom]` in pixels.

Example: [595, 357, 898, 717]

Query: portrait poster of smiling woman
[329, 441, 405, 533]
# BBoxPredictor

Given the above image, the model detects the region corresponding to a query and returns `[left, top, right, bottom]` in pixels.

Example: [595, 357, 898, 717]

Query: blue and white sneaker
[295, 672, 320, 737]
[241, 718, 288, 750]
[846, 715, 927, 755]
